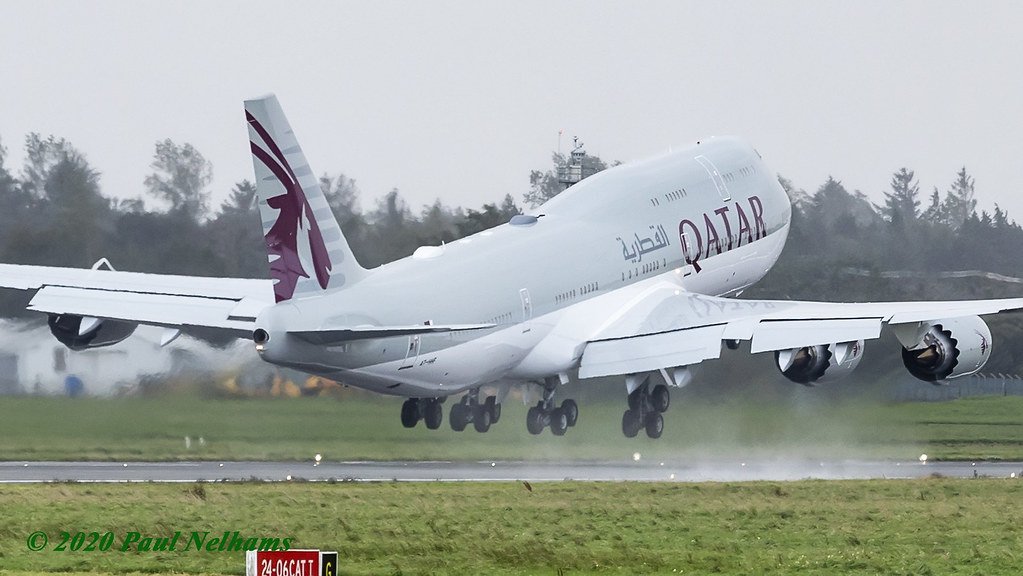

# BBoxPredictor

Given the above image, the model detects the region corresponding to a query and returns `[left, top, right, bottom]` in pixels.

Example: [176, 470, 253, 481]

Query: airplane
[2, 93, 1022, 439]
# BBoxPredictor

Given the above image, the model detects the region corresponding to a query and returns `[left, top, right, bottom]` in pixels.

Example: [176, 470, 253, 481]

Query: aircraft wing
[0, 263, 273, 337]
[578, 281, 1023, 378]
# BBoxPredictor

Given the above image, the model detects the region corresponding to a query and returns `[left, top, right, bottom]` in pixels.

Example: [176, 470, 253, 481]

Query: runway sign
[245, 549, 338, 576]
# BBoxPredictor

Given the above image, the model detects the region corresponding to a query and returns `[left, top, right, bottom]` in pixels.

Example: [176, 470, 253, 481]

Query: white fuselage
[255, 137, 791, 397]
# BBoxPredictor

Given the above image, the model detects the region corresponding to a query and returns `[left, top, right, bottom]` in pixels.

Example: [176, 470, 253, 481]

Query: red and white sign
[246, 549, 335, 576]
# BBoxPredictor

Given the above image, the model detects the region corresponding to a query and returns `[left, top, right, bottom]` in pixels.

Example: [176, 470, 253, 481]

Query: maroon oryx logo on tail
[247, 112, 332, 302]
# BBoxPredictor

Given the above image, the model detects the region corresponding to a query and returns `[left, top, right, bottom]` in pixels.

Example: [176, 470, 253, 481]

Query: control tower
[556, 137, 598, 189]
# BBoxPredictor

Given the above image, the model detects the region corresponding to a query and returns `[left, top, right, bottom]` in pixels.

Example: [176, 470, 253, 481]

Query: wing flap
[749, 318, 882, 353]
[580, 324, 726, 379]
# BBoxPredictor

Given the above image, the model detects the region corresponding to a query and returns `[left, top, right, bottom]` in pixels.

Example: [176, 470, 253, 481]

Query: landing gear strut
[449, 388, 501, 433]
[401, 397, 444, 429]
[622, 379, 669, 439]
[525, 378, 579, 436]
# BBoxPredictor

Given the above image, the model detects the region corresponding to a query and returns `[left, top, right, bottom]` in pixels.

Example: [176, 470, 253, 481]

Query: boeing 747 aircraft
[2, 94, 1021, 438]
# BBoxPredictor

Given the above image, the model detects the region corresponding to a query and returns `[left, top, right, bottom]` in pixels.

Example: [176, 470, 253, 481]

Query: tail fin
[244, 94, 366, 302]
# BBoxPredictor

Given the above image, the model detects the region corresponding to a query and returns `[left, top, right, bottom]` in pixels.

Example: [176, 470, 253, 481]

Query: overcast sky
[2, 1, 1021, 220]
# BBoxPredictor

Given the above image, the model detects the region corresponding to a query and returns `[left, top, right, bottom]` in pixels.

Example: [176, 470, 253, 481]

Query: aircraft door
[680, 231, 701, 275]
[695, 155, 731, 202]
[519, 288, 532, 321]
[399, 335, 421, 370]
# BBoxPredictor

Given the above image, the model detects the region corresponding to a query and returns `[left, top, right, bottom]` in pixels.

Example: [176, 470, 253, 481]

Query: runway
[2, 459, 1022, 483]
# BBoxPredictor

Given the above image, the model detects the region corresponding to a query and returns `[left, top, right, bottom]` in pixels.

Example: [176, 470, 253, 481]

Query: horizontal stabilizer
[28, 285, 261, 336]
[290, 323, 496, 345]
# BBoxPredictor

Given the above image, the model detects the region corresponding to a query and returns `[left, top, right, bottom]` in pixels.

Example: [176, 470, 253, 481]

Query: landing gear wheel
[645, 412, 664, 439]
[473, 405, 492, 433]
[424, 401, 443, 430]
[450, 403, 468, 432]
[550, 407, 569, 436]
[560, 399, 579, 427]
[622, 409, 641, 438]
[652, 385, 670, 413]
[400, 399, 419, 428]
[526, 406, 545, 435]
[484, 396, 501, 424]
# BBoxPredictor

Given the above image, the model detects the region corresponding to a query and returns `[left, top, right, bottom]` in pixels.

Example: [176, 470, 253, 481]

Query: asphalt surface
[2, 459, 1022, 483]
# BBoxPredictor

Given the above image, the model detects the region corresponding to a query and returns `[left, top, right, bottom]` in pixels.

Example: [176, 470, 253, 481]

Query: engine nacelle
[774, 340, 865, 386]
[48, 314, 138, 351]
[898, 316, 991, 383]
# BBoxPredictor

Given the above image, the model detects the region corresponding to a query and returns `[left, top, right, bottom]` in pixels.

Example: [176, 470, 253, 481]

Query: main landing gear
[401, 397, 445, 429]
[449, 388, 501, 433]
[525, 378, 579, 436]
[622, 378, 670, 439]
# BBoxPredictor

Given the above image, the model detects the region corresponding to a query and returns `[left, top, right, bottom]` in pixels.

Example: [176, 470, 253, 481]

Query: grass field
[2, 395, 1022, 575]
[1, 394, 1023, 462]
[1, 479, 1022, 575]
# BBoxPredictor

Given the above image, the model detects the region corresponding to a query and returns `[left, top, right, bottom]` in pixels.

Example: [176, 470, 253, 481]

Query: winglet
[244, 94, 366, 303]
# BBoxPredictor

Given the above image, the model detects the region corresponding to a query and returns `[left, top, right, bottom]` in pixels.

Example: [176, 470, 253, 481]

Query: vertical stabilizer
[244, 94, 365, 302]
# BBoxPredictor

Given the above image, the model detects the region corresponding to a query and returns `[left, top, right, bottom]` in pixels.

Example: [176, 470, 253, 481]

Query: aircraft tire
[485, 395, 501, 423]
[645, 412, 664, 439]
[561, 399, 579, 427]
[550, 407, 569, 436]
[473, 405, 492, 433]
[652, 385, 670, 413]
[424, 400, 443, 430]
[400, 399, 419, 428]
[526, 406, 544, 435]
[450, 403, 469, 432]
[622, 409, 641, 438]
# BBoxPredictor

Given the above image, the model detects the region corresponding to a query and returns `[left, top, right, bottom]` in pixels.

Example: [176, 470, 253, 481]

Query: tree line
[0, 133, 523, 286]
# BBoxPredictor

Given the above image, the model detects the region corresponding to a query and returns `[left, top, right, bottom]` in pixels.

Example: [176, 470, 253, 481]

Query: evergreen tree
[208, 180, 265, 278]
[418, 200, 461, 246]
[362, 188, 416, 266]
[0, 136, 32, 261]
[41, 152, 111, 266]
[941, 167, 976, 229]
[921, 188, 944, 224]
[319, 173, 361, 227]
[880, 168, 920, 229]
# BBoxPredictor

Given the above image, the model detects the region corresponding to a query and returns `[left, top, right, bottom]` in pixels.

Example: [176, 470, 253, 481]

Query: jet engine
[898, 316, 991, 382]
[774, 340, 865, 386]
[48, 314, 138, 351]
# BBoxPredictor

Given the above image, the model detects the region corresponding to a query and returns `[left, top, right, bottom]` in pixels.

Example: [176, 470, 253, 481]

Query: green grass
[1, 479, 1023, 575]
[0, 394, 1022, 462]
